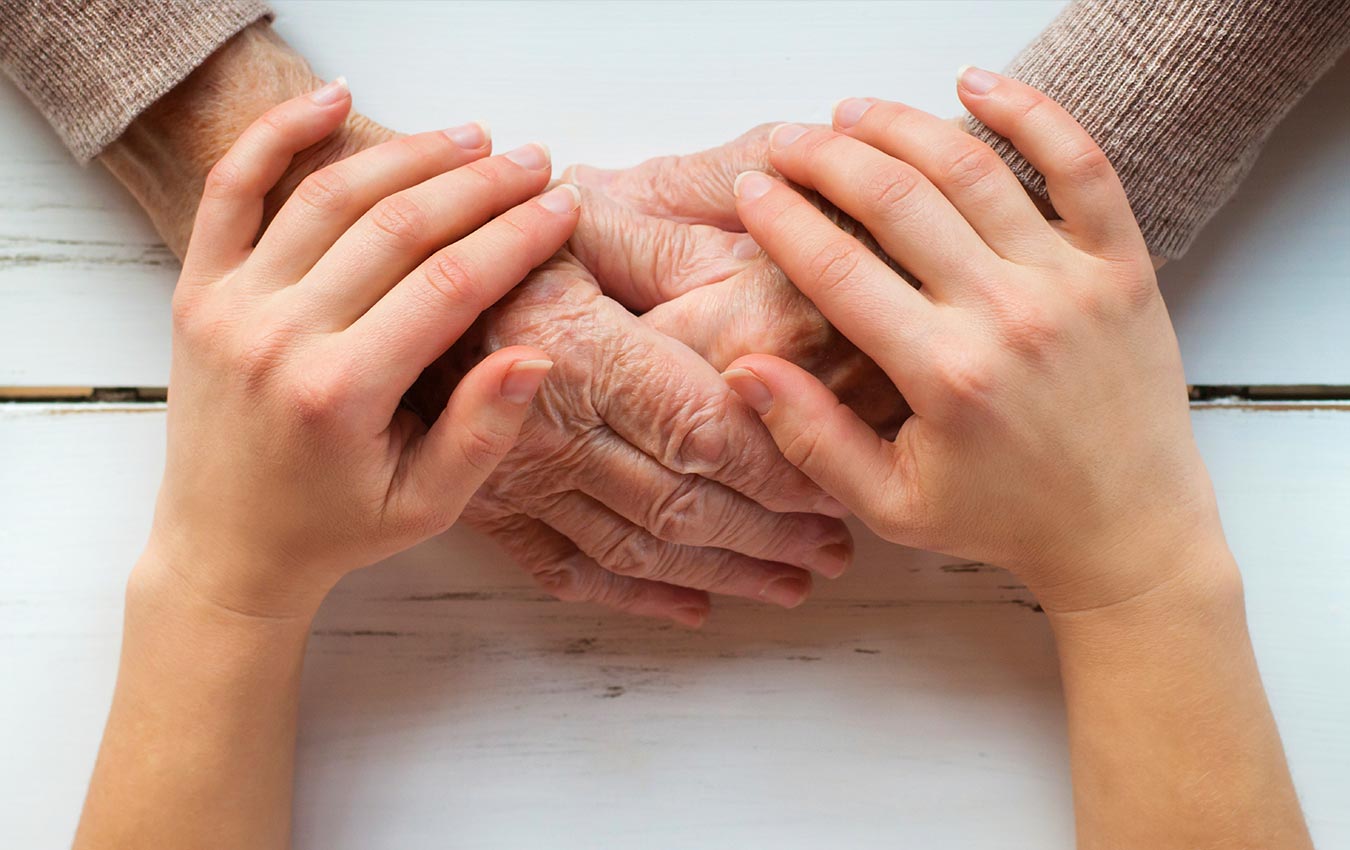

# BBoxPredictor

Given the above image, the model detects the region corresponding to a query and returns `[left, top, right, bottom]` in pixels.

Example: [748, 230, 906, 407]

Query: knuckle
[273, 356, 357, 426]
[202, 156, 246, 201]
[293, 166, 352, 216]
[998, 298, 1067, 359]
[462, 158, 502, 186]
[368, 193, 430, 249]
[647, 475, 706, 542]
[930, 352, 994, 405]
[594, 528, 660, 578]
[254, 107, 289, 137]
[804, 238, 863, 297]
[457, 419, 517, 475]
[663, 393, 732, 473]
[532, 559, 585, 601]
[779, 417, 834, 474]
[399, 131, 455, 166]
[419, 249, 480, 308]
[494, 209, 534, 243]
[861, 165, 923, 216]
[285, 374, 343, 426]
[1060, 143, 1114, 185]
[234, 325, 295, 391]
[169, 288, 203, 336]
[937, 142, 1002, 192]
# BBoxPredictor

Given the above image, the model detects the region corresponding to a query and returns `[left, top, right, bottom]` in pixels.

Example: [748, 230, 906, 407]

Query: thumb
[722, 354, 907, 529]
[395, 346, 553, 531]
[570, 191, 756, 311]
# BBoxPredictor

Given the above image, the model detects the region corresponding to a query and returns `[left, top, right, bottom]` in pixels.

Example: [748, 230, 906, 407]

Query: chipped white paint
[2, 404, 1348, 848]
[2, 1, 1349, 386]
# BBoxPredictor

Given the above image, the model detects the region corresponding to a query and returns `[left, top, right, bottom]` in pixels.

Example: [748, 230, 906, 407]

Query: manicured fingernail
[760, 574, 811, 608]
[309, 76, 349, 105]
[814, 495, 851, 519]
[566, 163, 615, 190]
[444, 121, 489, 148]
[733, 171, 774, 202]
[500, 359, 554, 404]
[832, 97, 873, 129]
[672, 605, 709, 629]
[958, 65, 1000, 95]
[804, 542, 853, 579]
[722, 368, 773, 415]
[538, 184, 582, 214]
[769, 123, 809, 150]
[505, 142, 551, 170]
[731, 234, 760, 259]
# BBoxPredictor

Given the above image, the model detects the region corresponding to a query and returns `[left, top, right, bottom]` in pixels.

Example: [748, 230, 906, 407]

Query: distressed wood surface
[2, 1, 1348, 848]
[1, 1, 1349, 387]
[2, 403, 1348, 848]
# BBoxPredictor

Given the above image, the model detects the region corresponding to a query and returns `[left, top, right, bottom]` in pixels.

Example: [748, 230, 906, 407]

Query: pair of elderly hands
[247, 116, 910, 627]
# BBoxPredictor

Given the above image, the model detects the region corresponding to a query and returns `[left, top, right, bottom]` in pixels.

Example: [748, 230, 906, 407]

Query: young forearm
[1049, 545, 1310, 849]
[74, 551, 315, 850]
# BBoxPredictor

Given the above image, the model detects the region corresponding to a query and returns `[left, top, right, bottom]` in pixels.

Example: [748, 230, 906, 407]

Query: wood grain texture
[1, 403, 1347, 848]
[1, 1, 1348, 387]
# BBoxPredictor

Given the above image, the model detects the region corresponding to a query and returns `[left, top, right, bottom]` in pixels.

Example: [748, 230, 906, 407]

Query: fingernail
[804, 542, 852, 579]
[500, 359, 554, 404]
[505, 142, 551, 170]
[537, 184, 582, 214]
[814, 495, 852, 519]
[760, 574, 811, 608]
[731, 234, 760, 260]
[733, 171, 774, 202]
[769, 122, 809, 150]
[672, 605, 709, 629]
[443, 121, 489, 148]
[722, 368, 773, 415]
[958, 65, 1000, 95]
[567, 163, 615, 190]
[309, 76, 349, 105]
[832, 97, 873, 129]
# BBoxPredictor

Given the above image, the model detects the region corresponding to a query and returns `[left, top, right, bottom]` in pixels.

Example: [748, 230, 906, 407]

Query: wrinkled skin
[202, 121, 854, 627]
[117, 43, 857, 624]
[404, 253, 853, 623]
[566, 124, 912, 437]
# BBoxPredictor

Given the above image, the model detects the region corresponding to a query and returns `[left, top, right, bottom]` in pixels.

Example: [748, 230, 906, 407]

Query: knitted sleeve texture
[0, 0, 273, 162]
[965, 0, 1350, 258]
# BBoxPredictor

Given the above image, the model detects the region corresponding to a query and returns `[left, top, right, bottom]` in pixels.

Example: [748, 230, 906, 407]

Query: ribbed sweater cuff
[0, 0, 274, 162]
[966, 0, 1350, 259]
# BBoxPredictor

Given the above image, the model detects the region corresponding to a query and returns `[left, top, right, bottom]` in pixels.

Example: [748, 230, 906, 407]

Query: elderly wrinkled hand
[405, 251, 853, 626]
[242, 118, 852, 625]
[564, 125, 910, 436]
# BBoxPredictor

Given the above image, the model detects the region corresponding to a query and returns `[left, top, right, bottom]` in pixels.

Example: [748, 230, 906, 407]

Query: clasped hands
[149, 70, 1219, 629]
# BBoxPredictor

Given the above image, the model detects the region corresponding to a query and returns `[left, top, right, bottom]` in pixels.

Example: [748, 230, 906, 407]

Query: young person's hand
[723, 71, 1222, 614]
[144, 81, 580, 620]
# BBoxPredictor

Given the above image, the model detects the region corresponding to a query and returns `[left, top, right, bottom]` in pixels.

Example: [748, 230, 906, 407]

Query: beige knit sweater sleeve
[968, 0, 1350, 259]
[0, 0, 272, 163]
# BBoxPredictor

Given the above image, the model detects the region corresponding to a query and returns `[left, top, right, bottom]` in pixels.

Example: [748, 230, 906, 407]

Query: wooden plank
[3, 1, 1348, 388]
[1, 403, 1347, 847]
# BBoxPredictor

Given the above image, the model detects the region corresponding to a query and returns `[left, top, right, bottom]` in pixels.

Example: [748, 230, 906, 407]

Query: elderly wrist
[98, 22, 320, 255]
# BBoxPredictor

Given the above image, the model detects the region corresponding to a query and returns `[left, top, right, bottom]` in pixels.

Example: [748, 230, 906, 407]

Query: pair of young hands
[141, 68, 1225, 624]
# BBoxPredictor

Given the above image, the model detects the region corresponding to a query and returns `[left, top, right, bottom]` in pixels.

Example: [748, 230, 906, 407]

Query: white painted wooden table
[2, 3, 1347, 847]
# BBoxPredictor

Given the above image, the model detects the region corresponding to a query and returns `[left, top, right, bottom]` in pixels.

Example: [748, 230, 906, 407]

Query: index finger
[732, 170, 937, 388]
[343, 184, 581, 404]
